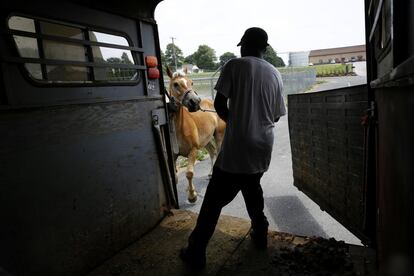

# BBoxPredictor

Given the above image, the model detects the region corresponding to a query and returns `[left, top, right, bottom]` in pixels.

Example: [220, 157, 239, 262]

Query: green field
[165, 63, 353, 79]
[313, 64, 354, 77]
[279, 64, 353, 77]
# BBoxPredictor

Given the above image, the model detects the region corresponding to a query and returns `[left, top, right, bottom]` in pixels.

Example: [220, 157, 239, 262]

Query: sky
[155, 0, 366, 63]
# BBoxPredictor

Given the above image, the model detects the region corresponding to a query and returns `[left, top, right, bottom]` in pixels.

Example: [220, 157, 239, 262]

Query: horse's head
[166, 67, 201, 112]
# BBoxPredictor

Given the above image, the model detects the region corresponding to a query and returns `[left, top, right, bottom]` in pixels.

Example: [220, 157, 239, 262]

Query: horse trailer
[0, 0, 413, 275]
[0, 1, 177, 274]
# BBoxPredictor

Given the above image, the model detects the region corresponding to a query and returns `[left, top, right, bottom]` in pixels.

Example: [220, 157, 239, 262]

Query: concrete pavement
[308, 61, 367, 93]
[176, 69, 368, 245]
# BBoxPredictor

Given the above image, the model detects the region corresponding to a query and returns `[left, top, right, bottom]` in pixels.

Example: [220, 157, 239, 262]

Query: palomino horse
[166, 67, 226, 203]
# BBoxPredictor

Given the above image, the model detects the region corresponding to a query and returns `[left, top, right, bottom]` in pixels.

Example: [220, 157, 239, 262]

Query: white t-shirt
[214, 56, 286, 174]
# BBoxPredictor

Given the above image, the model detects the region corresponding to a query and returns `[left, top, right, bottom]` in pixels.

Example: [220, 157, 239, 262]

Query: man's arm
[214, 92, 229, 123]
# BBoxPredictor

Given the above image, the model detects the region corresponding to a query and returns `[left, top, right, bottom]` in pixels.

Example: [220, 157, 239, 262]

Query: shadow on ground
[89, 210, 377, 276]
[265, 195, 328, 238]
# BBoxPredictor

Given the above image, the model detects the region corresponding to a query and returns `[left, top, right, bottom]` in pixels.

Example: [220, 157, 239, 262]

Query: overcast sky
[155, 0, 365, 62]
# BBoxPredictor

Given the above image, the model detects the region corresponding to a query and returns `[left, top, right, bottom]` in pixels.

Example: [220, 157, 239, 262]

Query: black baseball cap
[237, 27, 269, 48]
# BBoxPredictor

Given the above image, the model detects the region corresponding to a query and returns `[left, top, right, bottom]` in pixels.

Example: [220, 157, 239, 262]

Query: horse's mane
[172, 71, 186, 78]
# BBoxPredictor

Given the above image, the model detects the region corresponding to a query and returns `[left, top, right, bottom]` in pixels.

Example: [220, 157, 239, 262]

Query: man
[180, 27, 286, 269]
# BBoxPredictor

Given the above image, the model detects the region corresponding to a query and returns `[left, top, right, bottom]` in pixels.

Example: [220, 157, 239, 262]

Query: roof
[309, 45, 366, 57]
[71, 0, 163, 20]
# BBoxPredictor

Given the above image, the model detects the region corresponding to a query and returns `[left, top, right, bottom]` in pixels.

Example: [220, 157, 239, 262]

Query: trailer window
[7, 15, 144, 84]
[40, 21, 84, 40]
[8, 16, 35, 33]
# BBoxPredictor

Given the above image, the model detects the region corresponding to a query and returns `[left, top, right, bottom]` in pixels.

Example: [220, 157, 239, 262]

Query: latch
[152, 108, 167, 127]
[361, 101, 376, 126]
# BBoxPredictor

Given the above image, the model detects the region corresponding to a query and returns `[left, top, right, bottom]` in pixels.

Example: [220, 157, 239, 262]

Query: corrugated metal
[288, 85, 369, 241]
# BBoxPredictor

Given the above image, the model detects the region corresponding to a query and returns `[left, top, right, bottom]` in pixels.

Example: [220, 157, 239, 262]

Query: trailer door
[287, 0, 400, 244]
[288, 85, 374, 243]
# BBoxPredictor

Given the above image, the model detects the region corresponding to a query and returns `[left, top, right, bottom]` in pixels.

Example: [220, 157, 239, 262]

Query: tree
[106, 57, 122, 63]
[184, 54, 194, 64]
[192, 45, 217, 70]
[160, 50, 169, 74]
[263, 45, 285, 67]
[219, 52, 236, 66]
[165, 43, 184, 70]
[121, 52, 132, 64]
[160, 50, 166, 67]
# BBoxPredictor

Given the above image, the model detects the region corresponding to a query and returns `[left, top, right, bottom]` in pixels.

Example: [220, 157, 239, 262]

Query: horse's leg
[205, 142, 216, 178]
[186, 148, 198, 203]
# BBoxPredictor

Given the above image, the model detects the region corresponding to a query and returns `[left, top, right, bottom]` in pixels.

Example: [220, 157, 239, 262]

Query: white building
[289, 51, 310, 67]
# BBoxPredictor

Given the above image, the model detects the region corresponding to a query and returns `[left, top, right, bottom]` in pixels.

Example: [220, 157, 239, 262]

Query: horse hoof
[188, 196, 197, 203]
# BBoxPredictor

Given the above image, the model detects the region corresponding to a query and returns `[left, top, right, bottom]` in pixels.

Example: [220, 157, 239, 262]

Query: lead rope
[163, 87, 217, 113]
[199, 107, 217, 113]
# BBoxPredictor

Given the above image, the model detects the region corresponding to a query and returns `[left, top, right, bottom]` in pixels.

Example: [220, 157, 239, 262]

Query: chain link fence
[164, 68, 316, 99]
[280, 68, 316, 95]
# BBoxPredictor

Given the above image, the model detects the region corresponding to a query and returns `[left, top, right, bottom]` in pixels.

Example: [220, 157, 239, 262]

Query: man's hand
[214, 92, 229, 122]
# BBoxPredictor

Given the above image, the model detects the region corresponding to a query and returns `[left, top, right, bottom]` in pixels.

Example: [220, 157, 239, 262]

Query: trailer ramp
[89, 210, 376, 275]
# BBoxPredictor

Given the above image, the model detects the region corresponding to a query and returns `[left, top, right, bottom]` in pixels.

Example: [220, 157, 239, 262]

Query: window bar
[84, 28, 95, 82]
[2, 56, 146, 69]
[368, 0, 384, 42]
[137, 21, 143, 49]
[138, 21, 148, 96]
[4, 29, 145, 53]
[34, 19, 48, 80]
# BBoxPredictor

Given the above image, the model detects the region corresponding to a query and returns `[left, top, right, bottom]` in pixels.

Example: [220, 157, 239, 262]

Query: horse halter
[165, 86, 202, 113]
[164, 88, 217, 113]
[167, 88, 197, 106]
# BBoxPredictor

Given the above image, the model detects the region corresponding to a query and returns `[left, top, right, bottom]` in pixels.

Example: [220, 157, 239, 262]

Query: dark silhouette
[180, 27, 286, 270]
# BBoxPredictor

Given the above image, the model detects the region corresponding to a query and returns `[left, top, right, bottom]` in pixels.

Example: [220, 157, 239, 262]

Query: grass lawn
[279, 64, 353, 77]
[313, 64, 354, 77]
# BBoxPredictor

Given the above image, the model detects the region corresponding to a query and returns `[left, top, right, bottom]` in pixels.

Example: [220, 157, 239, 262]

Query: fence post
[210, 66, 222, 99]
[210, 78, 214, 99]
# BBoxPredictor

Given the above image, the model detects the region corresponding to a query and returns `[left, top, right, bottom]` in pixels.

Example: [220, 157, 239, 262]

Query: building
[289, 51, 310, 67]
[182, 64, 200, 73]
[309, 45, 366, 65]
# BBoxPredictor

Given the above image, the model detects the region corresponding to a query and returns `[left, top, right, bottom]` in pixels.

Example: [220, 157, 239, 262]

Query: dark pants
[188, 166, 268, 253]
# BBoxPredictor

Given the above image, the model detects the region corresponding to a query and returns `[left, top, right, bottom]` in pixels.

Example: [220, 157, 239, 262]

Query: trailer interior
[0, 0, 412, 275]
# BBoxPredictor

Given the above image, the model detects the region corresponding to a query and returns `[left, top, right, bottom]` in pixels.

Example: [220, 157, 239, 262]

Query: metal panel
[288, 85, 369, 241]
[0, 1, 174, 275]
[0, 99, 168, 275]
[375, 86, 414, 274]
[366, 0, 414, 273]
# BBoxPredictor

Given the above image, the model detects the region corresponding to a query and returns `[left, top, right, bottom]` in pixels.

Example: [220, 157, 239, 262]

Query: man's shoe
[250, 229, 268, 249]
[179, 247, 206, 270]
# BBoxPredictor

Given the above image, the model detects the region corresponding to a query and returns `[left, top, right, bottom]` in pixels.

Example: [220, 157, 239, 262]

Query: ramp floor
[88, 209, 376, 276]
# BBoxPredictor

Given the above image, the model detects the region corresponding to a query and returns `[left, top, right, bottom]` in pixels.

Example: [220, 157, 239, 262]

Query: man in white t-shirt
[180, 27, 286, 269]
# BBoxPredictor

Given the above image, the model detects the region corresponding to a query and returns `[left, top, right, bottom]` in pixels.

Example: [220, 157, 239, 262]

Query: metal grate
[288, 85, 369, 240]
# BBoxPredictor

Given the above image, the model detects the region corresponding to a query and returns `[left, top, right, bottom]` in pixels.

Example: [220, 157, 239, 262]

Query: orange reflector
[145, 56, 158, 67]
[148, 68, 160, 79]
